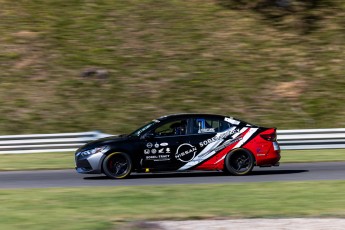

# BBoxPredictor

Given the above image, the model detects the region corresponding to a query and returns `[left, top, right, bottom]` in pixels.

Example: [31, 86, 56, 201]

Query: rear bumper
[256, 142, 281, 166]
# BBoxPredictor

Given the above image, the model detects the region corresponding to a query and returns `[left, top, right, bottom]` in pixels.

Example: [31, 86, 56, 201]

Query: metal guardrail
[0, 128, 344, 154]
[277, 128, 345, 150]
[0, 131, 111, 154]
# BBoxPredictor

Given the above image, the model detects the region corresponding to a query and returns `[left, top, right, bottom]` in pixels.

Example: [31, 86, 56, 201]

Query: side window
[191, 118, 232, 134]
[153, 119, 187, 136]
[218, 120, 232, 132]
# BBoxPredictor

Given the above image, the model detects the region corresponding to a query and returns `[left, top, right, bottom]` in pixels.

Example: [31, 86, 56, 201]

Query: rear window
[191, 118, 232, 134]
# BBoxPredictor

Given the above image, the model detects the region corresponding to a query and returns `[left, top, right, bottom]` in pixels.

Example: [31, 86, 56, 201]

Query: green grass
[281, 149, 345, 163]
[0, 0, 344, 135]
[1, 181, 345, 229]
[0, 152, 74, 171]
[0, 149, 344, 171]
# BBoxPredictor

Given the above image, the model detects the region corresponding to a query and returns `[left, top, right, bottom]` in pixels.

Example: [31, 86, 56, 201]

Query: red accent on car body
[194, 128, 281, 170]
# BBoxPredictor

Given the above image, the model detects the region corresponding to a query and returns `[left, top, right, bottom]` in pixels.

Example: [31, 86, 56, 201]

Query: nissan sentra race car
[75, 114, 281, 179]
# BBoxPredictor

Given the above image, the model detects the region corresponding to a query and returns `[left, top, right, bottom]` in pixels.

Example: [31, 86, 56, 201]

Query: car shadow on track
[83, 169, 308, 180]
[250, 169, 308, 176]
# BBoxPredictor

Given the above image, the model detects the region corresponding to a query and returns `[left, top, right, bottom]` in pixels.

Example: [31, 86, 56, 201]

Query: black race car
[75, 114, 281, 179]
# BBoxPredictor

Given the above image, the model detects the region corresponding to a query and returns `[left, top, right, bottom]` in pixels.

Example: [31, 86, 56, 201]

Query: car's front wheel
[224, 149, 254, 176]
[103, 152, 132, 179]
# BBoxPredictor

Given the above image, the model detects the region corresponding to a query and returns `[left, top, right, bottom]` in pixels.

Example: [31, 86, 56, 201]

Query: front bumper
[75, 152, 106, 174]
[75, 167, 101, 174]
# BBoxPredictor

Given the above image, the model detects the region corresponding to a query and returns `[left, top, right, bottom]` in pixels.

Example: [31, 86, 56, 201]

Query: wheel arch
[102, 151, 133, 179]
[223, 147, 256, 175]
[103, 147, 142, 173]
[100, 150, 123, 173]
[225, 147, 257, 166]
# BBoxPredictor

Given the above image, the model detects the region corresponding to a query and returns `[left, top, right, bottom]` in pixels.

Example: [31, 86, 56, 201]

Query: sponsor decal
[197, 136, 243, 158]
[151, 149, 157, 154]
[199, 128, 240, 147]
[224, 117, 240, 125]
[146, 142, 153, 148]
[144, 149, 150, 154]
[146, 155, 170, 161]
[154, 142, 160, 148]
[213, 137, 242, 153]
[146, 155, 158, 159]
[155, 154, 170, 161]
[166, 148, 171, 153]
[178, 127, 255, 171]
[160, 142, 169, 147]
[200, 128, 215, 133]
[175, 143, 197, 162]
[158, 148, 165, 153]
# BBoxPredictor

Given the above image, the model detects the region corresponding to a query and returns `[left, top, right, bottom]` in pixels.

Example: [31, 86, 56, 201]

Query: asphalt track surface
[0, 162, 344, 189]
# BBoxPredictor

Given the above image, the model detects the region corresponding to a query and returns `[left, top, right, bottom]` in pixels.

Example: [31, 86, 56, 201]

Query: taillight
[260, 131, 277, 142]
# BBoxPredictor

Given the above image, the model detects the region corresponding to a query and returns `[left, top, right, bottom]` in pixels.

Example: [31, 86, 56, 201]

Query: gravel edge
[132, 218, 345, 230]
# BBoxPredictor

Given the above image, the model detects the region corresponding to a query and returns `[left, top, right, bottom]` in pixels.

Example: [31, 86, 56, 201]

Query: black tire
[224, 149, 254, 176]
[102, 152, 132, 179]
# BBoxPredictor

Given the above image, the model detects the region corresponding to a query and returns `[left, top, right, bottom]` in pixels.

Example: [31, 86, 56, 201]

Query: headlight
[77, 145, 110, 157]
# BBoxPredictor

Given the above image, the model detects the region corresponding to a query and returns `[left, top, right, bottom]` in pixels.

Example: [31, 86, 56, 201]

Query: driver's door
[140, 119, 188, 170]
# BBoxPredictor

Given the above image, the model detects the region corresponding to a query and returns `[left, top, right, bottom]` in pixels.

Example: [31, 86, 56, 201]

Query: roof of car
[157, 113, 227, 121]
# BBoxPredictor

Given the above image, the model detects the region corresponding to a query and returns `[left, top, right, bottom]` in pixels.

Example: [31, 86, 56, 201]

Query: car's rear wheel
[103, 152, 132, 179]
[224, 149, 254, 176]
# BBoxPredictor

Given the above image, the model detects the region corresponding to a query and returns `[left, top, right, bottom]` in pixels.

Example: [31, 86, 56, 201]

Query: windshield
[129, 120, 159, 137]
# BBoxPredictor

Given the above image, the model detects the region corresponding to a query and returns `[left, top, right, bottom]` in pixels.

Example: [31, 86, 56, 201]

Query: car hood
[76, 134, 131, 152]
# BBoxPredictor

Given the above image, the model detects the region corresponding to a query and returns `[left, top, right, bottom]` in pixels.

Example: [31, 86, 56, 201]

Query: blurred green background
[1, 0, 344, 135]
